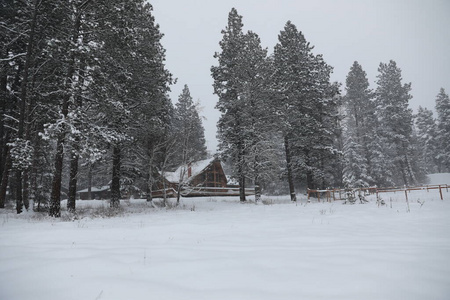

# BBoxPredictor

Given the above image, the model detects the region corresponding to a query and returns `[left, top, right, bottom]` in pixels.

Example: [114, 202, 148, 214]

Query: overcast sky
[150, 0, 450, 153]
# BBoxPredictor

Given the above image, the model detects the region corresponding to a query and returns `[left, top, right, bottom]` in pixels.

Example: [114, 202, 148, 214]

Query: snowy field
[1, 183, 450, 300]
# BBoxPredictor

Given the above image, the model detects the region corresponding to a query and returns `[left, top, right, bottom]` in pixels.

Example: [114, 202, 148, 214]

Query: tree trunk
[87, 164, 92, 200]
[22, 170, 30, 210]
[110, 145, 121, 208]
[15, 0, 39, 214]
[146, 170, 153, 202]
[319, 153, 326, 190]
[254, 181, 261, 202]
[238, 151, 246, 202]
[0, 48, 7, 179]
[254, 154, 261, 202]
[305, 149, 314, 190]
[15, 171, 23, 214]
[237, 135, 246, 202]
[398, 159, 408, 186]
[29, 131, 40, 211]
[176, 183, 182, 205]
[306, 169, 314, 190]
[239, 170, 246, 202]
[0, 151, 12, 209]
[146, 142, 155, 203]
[161, 169, 167, 208]
[67, 150, 79, 212]
[49, 135, 64, 217]
[67, 56, 86, 212]
[284, 136, 296, 201]
[404, 147, 416, 186]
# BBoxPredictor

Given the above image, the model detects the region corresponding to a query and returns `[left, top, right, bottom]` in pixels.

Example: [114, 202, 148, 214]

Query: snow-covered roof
[77, 186, 110, 193]
[164, 158, 220, 184]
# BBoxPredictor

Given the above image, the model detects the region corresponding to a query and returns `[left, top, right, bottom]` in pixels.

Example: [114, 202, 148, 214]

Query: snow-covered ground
[1, 186, 449, 300]
[428, 173, 450, 185]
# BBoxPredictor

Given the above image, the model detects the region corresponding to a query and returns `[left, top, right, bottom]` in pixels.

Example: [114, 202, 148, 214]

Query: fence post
[404, 188, 408, 201]
[439, 185, 443, 200]
[317, 190, 320, 203]
[307, 189, 310, 201]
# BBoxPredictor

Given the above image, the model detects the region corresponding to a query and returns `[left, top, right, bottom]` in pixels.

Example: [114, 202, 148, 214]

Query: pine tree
[238, 31, 276, 201]
[415, 106, 439, 173]
[212, 8, 248, 202]
[272, 21, 310, 200]
[47, 0, 95, 217]
[170, 85, 207, 203]
[0, 0, 27, 209]
[435, 88, 450, 172]
[172, 84, 207, 167]
[212, 9, 276, 201]
[1, 0, 172, 214]
[375, 60, 416, 186]
[95, 0, 172, 208]
[343, 62, 378, 187]
[0, 0, 70, 213]
[272, 21, 335, 195]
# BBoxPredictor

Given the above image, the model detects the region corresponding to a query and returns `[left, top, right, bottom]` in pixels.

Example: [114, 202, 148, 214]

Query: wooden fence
[151, 186, 255, 198]
[307, 184, 449, 202]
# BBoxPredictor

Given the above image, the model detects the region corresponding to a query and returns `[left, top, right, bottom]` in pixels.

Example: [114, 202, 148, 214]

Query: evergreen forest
[1, 2, 449, 215]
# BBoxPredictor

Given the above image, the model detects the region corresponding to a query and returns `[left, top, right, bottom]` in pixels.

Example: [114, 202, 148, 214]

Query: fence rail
[307, 184, 449, 202]
[152, 186, 255, 198]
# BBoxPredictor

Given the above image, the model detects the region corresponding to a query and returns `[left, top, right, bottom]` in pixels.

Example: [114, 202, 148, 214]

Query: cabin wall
[190, 161, 228, 187]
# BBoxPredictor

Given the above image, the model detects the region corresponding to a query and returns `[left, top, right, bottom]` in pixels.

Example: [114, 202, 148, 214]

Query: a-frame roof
[164, 158, 223, 184]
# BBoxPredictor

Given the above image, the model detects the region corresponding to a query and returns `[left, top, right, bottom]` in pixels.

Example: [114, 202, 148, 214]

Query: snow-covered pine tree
[0, 0, 28, 209]
[343, 61, 377, 187]
[272, 21, 335, 195]
[238, 31, 278, 201]
[0, 0, 75, 215]
[1, 0, 172, 214]
[170, 85, 207, 203]
[13, 0, 42, 214]
[305, 70, 340, 190]
[47, 0, 98, 217]
[272, 21, 309, 200]
[375, 60, 416, 186]
[140, 95, 173, 204]
[0, 0, 53, 212]
[8, 0, 74, 213]
[95, 0, 172, 208]
[415, 106, 439, 173]
[435, 88, 450, 172]
[172, 84, 207, 167]
[212, 9, 276, 202]
[342, 136, 367, 187]
[212, 8, 248, 202]
[327, 92, 345, 188]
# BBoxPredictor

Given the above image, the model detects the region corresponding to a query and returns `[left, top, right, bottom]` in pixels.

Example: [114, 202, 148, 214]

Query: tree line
[212, 8, 450, 201]
[0, 0, 207, 215]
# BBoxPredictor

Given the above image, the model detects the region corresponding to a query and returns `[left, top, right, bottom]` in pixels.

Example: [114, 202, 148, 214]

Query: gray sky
[151, 0, 450, 153]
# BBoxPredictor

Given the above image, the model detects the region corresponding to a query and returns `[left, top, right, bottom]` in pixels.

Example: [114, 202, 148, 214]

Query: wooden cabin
[77, 186, 111, 200]
[77, 185, 141, 200]
[152, 158, 254, 198]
